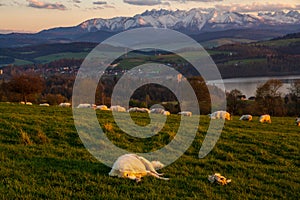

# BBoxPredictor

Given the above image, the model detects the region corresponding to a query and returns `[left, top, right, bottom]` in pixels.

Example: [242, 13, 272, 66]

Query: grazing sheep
[77, 103, 92, 108]
[110, 105, 126, 112]
[95, 105, 109, 111]
[178, 111, 192, 117]
[209, 111, 231, 120]
[239, 114, 252, 121]
[39, 103, 50, 107]
[295, 118, 300, 126]
[59, 102, 71, 107]
[259, 114, 271, 123]
[150, 108, 171, 116]
[128, 107, 150, 113]
[163, 111, 170, 116]
[150, 108, 165, 114]
[25, 102, 33, 105]
[109, 154, 169, 182]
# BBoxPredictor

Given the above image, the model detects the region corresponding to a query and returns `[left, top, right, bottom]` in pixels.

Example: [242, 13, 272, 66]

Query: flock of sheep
[22, 102, 299, 125]
[19, 101, 300, 182]
[208, 110, 272, 123]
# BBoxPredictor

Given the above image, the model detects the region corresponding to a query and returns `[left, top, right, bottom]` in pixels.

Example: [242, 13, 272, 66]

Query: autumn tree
[288, 80, 300, 115]
[188, 76, 211, 115]
[9, 74, 45, 103]
[227, 89, 245, 115]
[255, 79, 285, 116]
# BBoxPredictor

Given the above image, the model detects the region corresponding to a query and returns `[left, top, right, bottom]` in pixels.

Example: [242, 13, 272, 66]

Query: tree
[227, 89, 243, 115]
[9, 74, 45, 103]
[188, 76, 211, 115]
[255, 79, 285, 116]
[288, 80, 300, 115]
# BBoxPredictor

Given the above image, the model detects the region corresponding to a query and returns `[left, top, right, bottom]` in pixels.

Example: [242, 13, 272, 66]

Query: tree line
[0, 72, 299, 116]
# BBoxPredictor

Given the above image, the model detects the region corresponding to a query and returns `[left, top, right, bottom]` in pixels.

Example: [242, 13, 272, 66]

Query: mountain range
[1, 8, 300, 48]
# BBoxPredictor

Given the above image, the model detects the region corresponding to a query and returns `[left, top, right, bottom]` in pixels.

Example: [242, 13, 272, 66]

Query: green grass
[0, 103, 299, 199]
[12, 59, 34, 65]
[256, 38, 300, 47]
[35, 52, 89, 63]
[225, 58, 267, 65]
[202, 38, 256, 48]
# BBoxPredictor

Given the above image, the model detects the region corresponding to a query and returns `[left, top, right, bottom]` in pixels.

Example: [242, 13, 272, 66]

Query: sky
[0, 0, 299, 33]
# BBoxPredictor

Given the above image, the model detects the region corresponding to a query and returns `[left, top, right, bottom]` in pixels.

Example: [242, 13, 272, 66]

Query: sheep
[259, 114, 271, 123]
[110, 105, 126, 112]
[109, 154, 169, 182]
[150, 108, 165, 114]
[239, 114, 252, 121]
[178, 111, 192, 116]
[39, 103, 50, 107]
[25, 102, 33, 105]
[209, 111, 231, 120]
[128, 107, 150, 113]
[95, 105, 109, 111]
[59, 102, 71, 107]
[295, 118, 300, 126]
[77, 103, 92, 108]
[163, 111, 170, 116]
[208, 173, 231, 185]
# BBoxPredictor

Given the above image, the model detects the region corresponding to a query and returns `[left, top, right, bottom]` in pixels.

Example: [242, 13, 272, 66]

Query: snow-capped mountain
[1, 8, 299, 48]
[257, 10, 300, 25]
[77, 8, 300, 33]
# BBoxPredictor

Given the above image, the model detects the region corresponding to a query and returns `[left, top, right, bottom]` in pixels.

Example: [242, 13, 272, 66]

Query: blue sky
[0, 0, 299, 33]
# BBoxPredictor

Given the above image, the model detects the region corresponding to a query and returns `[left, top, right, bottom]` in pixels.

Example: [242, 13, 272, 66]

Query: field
[0, 103, 299, 199]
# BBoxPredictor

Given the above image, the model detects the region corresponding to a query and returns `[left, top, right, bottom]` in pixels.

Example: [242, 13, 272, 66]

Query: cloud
[27, 0, 67, 10]
[93, 1, 107, 5]
[123, 0, 162, 6]
[169, 0, 222, 2]
[87, 4, 115, 10]
[215, 3, 300, 13]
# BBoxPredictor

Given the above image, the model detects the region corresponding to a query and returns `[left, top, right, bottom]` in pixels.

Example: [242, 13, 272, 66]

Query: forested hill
[0, 32, 300, 79]
[210, 32, 300, 78]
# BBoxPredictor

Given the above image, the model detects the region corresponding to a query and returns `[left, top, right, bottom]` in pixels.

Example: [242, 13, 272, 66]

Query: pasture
[0, 103, 299, 199]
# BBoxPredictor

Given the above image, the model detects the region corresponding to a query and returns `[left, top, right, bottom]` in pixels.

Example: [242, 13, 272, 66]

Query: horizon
[1, 0, 300, 34]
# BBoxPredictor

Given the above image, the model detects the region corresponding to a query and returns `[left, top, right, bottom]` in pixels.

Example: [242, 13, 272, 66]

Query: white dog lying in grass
[109, 154, 169, 182]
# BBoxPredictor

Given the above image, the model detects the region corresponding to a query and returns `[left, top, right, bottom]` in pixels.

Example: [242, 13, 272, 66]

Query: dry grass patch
[20, 129, 32, 145]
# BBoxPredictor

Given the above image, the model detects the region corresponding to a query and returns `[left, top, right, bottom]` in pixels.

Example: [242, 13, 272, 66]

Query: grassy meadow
[0, 103, 299, 199]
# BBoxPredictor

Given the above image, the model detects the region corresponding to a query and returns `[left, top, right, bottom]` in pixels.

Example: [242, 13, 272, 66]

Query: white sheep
[259, 114, 271, 123]
[109, 154, 169, 182]
[39, 103, 50, 107]
[150, 108, 165, 114]
[295, 118, 300, 126]
[239, 114, 252, 121]
[163, 111, 170, 116]
[128, 107, 150, 113]
[95, 105, 109, 111]
[77, 103, 92, 108]
[59, 102, 71, 107]
[110, 105, 126, 112]
[209, 111, 231, 120]
[178, 111, 192, 116]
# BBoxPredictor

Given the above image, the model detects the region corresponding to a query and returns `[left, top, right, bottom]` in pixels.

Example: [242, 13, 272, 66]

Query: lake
[207, 75, 300, 98]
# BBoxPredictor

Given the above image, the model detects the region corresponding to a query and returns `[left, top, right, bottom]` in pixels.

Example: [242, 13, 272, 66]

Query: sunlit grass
[0, 103, 299, 199]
